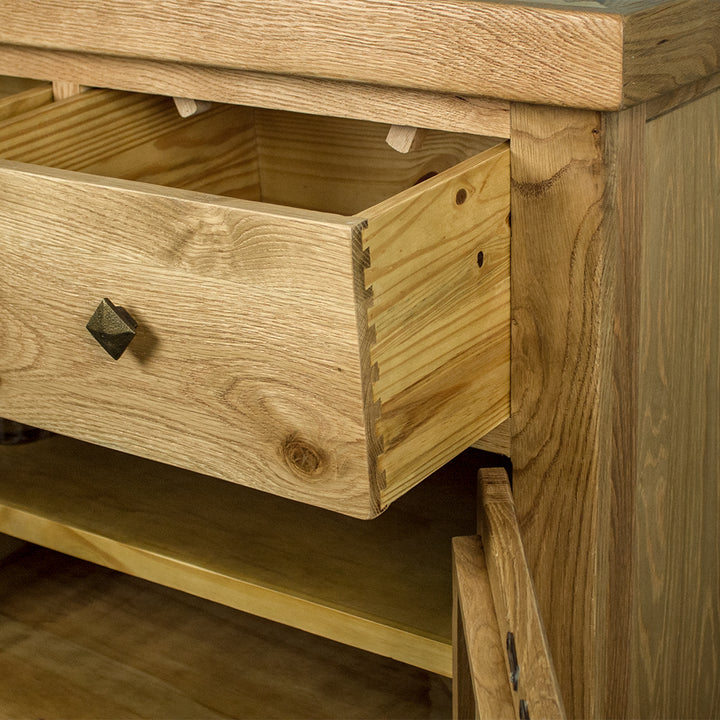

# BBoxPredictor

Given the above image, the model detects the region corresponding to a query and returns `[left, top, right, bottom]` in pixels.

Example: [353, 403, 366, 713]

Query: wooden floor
[0, 545, 452, 719]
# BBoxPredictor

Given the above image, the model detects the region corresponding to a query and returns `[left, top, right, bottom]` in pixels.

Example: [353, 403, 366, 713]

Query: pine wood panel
[0, 46, 511, 137]
[363, 145, 510, 504]
[254, 108, 500, 215]
[0, 75, 46, 99]
[453, 535, 515, 720]
[0, 545, 453, 718]
[0, 1, 625, 108]
[0, 436, 482, 677]
[0, 84, 52, 122]
[632, 88, 720, 719]
[0, 88, 262, 199]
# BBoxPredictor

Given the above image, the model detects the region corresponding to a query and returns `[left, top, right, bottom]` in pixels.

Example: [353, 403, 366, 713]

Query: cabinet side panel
[634, 88, 720, 719]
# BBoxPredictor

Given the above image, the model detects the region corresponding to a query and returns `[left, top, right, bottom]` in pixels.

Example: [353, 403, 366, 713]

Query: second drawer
[0, 88, 510, 517]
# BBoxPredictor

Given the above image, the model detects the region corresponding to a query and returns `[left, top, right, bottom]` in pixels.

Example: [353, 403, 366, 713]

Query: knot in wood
[282, 436, 326, 479]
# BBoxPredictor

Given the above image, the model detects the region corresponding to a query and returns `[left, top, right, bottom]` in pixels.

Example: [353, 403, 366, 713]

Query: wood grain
[253, 108, 499, 215]
[0, 436, 481, 677]
[0, 84, 52, 122]
[472, 419, 511, 456]
[453, 535, 515, 720]
[477, 469, 565, 720]
[0, 75, 47, 99]
[0, 46, 511, 137]
[0, 161, 373, 516]
[0, 87, 510, 515]
[0, 545, 453, 718]
[385, 125, 426, 154]
[632, 88, 720, 720]
[0, 88, 263, 199]
[509, 102, 645, 718]
[363, 145, 510, 505]
[172, 96, 212, 118]
[51, 79, 85, 100]
[646, 71, 720, 121]
[623, 0, 720, 106]
[0, 1, 625, 108]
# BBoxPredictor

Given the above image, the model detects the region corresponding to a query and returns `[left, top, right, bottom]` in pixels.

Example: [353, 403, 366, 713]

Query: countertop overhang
[0, 0, 717, 111]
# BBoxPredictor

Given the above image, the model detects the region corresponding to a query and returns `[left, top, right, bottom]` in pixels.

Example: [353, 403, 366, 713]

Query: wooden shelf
[0, 545, 452, 718]
[0, 435, 482, 676]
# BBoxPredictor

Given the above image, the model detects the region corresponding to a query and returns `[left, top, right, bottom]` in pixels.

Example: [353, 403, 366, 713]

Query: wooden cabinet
[0, 2, 719, 717]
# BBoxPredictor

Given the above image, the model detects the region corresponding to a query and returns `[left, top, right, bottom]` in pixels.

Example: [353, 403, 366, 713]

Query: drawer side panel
[361, 143, 511, 505]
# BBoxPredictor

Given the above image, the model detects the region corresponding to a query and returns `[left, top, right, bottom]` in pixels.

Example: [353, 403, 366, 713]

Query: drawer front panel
[0, 162, 372, 515]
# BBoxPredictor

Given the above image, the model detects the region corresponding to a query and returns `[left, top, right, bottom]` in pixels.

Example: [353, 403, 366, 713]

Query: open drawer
[0, 86, 510, 517]
[454, 468, 565, 719]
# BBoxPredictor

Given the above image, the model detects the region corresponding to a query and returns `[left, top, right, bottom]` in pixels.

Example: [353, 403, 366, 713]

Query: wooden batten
[51, 80, 86, 100]
[173, 96, 212, 117]
[360, 143, 511, 507]
[385, 125, 426, 153]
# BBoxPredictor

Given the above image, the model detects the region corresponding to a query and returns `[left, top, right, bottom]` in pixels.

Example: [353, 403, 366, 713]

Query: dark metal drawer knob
[86, 298, 138, 360]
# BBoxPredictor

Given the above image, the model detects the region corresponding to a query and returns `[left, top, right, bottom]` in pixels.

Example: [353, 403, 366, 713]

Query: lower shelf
[0, 545, 452, 719]
[0, 435, 481, 676]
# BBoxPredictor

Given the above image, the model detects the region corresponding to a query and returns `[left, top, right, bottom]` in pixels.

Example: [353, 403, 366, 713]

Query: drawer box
[0, 88, 509, 517]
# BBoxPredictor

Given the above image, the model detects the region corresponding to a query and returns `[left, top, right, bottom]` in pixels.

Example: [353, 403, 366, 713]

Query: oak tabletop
[0, 1, 717, 110]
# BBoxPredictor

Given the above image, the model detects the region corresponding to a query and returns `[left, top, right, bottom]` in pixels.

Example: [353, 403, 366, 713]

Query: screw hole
[455, 188, 468, 205]
[477, 251, 485, 268]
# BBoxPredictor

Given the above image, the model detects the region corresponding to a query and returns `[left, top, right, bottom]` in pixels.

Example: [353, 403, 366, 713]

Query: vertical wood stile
[510, 103, 645, 717]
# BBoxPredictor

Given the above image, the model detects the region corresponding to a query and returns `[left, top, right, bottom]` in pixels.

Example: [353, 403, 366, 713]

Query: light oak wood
[0, 47, 511, 137]
[51, 79, 86, 100]
[477, 469, 565, 719]
[172, 96, 212, 118]
[385, 125, 426, 153]
[632, 88, 720, 720]
[252, 108, 499, 214]
[0, 161, 370, 515]
[0, 436, 482, 677]
[0, 88, 509, 516]
[363, 144, 510, 504]
[0, 545, 453, 718]
[0, 1, 627, 108]
[453, 535, 515, 720]
[0, 84, 53, 122]
[2, 2, 717, 110]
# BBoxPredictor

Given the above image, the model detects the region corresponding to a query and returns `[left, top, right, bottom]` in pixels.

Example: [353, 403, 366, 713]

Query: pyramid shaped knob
[86, 298, 138, 360]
